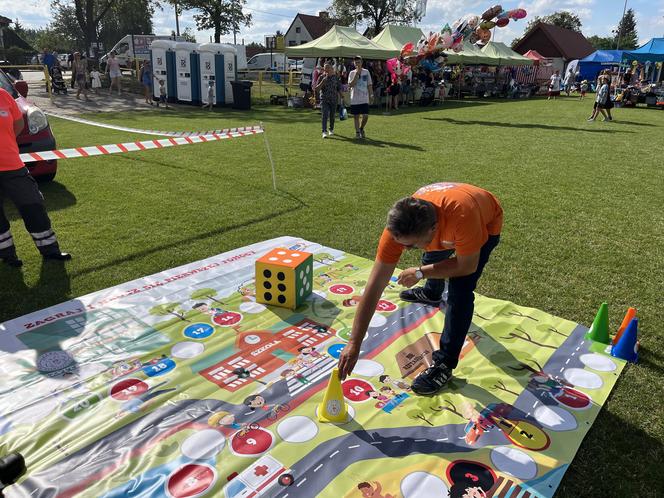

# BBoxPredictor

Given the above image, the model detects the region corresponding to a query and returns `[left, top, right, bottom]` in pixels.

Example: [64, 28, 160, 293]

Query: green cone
[586, 302, 610, 344]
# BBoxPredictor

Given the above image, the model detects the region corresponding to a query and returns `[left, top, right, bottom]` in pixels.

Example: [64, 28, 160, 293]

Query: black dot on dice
[278, 295, 286, 304]
[263, 269, 272, 278]
[277, 272, 285, 281]
[264, 281, 272, 289]
[264, 292, 272, 301]
[278, 283, 286, 292]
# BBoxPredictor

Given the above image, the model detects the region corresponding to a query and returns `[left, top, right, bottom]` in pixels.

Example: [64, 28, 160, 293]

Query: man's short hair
[354, 55, 362, 61]
[386, 197, 437, 238]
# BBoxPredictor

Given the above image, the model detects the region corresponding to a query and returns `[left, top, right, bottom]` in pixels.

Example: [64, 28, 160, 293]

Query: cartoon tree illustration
[149, 303, 191, 322]
[407, 408, 434, 426]
[499, 327, 556, 350]
[190, 288, 225, 305]
[507, 358, 545, 377]
[428, 399, 466, 419]
[314, 252, 336, 265]
[503, 309, 539, 322]
[479, 377, 521, 397]
[535, 324, 569, 338]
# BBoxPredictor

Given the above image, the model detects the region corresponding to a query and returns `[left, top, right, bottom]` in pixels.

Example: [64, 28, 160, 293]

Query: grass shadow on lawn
[331, 134, 425, 151]
[71, 191, 307, 279]
[423, 117, 635, 134]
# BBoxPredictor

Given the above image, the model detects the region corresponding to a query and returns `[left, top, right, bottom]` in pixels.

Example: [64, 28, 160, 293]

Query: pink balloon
[496, 17, 509, 27]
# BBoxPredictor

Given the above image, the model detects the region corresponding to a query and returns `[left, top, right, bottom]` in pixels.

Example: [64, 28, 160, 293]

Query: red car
[0, 69, 58, 181]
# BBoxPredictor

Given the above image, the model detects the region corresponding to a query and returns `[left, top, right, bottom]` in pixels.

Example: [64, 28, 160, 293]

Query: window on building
[295, 27, 301, 33]
[289, 40, 296, 46]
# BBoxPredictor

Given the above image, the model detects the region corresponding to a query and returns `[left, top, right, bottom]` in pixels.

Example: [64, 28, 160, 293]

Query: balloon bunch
[395, 4, 528, 74]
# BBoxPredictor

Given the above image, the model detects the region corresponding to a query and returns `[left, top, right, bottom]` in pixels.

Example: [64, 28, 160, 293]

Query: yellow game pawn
[318, 368, 349, 424]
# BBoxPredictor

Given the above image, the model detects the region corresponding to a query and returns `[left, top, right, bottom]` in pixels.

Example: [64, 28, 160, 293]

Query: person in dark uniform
[0, 87, 71, 267]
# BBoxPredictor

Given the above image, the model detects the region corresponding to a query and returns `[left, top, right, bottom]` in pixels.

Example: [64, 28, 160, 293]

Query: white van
[101, 34, 184, 68]
[246, 53, 292, 71]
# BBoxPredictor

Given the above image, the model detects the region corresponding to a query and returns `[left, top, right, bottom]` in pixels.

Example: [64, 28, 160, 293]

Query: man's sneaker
[1, 255, 23, 268]
[43, 252, 72, 262]
[399, 286, 443, 306]
[412, 363, 453, 395]
[322, 131, 327, 138]
[355, 131, 361, 139]
[359, 128, 366, 138]
[328, 129, 334, 136]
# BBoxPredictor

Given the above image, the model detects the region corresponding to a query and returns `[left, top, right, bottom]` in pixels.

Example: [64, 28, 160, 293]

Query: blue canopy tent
[622, 38, 664, 62]
[578, 50, 624, 80]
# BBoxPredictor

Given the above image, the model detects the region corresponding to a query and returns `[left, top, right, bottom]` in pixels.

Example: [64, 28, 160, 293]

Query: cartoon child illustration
[244, 394, 268, 411]
[237, 281, 256, 302]
[298, 346, 323, 360]
[192, 302, 223, 316]
[208, 410, 241, 429]
[110, 358, 142, 379]
[379, 386, 397, 398]
[378, 374, 411, 392]
[281, 369, 310, 385]
[342, 295, 363, 308]
[357, 481, 394, 498]
[366, 390, 389, 402]
[446, 460, 496, 498]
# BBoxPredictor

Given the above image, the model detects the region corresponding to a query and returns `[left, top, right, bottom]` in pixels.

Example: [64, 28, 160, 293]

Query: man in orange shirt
[0, 88, 70, 267]
[338, 183, 502, 395]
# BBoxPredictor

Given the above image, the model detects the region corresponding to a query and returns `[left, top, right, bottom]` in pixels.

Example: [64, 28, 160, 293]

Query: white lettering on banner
[250, 340, 281, 357]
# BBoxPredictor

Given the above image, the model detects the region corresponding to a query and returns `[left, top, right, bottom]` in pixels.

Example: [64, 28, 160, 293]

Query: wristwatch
[415, 267, 424, 280]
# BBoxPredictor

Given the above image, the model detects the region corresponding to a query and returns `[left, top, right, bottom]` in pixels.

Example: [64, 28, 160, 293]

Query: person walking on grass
[0, 88, 71, 267]
[587, 75, 613, 122]
[202, 80, 214, 111]
[548, 70, 561, 100]
[106, 51, 122, 96]
[72, 52, 89, 101]
[90, 65, 102, 95]
[337, 182, 503, 395]
[139, 60, 153, 105]
[156, 79, 169, 108]
[348, 56, 373, 139]
[315, 62, 342, 138]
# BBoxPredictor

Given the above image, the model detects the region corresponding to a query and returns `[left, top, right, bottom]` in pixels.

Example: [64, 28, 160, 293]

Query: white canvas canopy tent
[372, 25, 424, 52]
[285, 25, 399, 60]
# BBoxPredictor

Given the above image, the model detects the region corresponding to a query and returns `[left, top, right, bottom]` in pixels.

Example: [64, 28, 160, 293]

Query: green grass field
[1, 97, 662, 496]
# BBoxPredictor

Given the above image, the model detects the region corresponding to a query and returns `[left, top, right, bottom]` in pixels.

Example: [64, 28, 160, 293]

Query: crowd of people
[40, 48, 161, 106]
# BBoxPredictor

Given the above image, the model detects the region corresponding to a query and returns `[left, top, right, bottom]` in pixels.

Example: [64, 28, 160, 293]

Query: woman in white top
[548, 70, 561, 100]
[106, 51, 122, 96]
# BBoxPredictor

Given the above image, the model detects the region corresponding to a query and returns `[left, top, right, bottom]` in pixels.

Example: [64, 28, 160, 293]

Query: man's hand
[397, 267, 421, 288]
[338, 342, 361, 380]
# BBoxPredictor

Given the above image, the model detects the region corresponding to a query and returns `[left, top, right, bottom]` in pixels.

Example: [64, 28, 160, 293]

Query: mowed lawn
[1, 97, 662, 496]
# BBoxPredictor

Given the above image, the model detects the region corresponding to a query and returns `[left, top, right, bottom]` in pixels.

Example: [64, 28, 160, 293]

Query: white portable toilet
[198, 43, 237, 105]
[150, 40, 176, 101]
[174, 42, 200, 102]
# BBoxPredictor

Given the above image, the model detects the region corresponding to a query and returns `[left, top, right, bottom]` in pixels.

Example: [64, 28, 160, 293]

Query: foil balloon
[481, 4, 503, 21]
[496, 17, 509, 27]
[511, 8, 527, 20]
[475, 26, 492, 44]
[400, 42, 414, 57]
[469, 32, 479, 44]
[466, 15, 480, 29]
[451, 39, 464, 52]
[439, 31, 453, 49]
[441, 23, 452, 35]
[480, 20, 496, 30]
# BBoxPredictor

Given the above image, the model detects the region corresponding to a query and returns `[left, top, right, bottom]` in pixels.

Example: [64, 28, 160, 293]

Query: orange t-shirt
[376, 182, 503, 264]
[0, 88, 24, 171]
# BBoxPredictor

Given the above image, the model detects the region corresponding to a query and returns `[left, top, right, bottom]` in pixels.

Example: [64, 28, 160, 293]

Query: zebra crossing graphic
[286, 354, 338, 397]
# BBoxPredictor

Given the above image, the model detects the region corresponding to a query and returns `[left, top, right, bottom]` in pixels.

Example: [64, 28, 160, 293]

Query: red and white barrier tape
[20, 127, 263, 163]
[45, 111, 261, 137]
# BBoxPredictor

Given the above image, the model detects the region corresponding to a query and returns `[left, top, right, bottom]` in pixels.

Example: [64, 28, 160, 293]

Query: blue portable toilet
[174, 42, 201, 104]
[198, 43, 238, 105]
[150, 40, 177, 103]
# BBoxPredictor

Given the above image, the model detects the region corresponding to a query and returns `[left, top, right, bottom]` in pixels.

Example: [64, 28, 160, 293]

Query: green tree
[190, 288, 225, 304]
[479, 377, 521, 397]
[499, 327, 556, 350]
[52, 0, 118, 53]
[406, 408, 433, 426]
[328, 0, 417, 37]
[13, 19, 24, 36]
[587, 35, 615, 50]
[149, 303, 191, 322]
[180, 26, 197, 42]
[98, 0, 155, 56]
[614, 8, 638, 50]
[180, 0, 252, 43]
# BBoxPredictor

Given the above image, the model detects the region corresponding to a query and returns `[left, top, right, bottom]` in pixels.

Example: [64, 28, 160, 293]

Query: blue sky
[3, 0, 664, 46]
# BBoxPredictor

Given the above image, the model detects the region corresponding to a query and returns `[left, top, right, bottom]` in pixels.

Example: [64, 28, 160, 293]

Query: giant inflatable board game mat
[0, 237, 626, 498]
